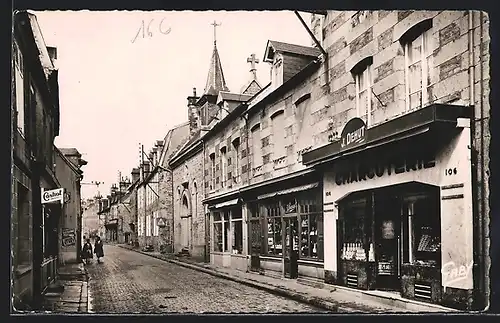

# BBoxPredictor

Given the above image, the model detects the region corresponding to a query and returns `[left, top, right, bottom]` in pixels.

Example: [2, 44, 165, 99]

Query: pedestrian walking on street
[94, 236, 104, 263]
[82, 239, 93, 265]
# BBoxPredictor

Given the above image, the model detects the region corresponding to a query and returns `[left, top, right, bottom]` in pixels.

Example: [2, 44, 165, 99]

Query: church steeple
[204, 21, 229, 96]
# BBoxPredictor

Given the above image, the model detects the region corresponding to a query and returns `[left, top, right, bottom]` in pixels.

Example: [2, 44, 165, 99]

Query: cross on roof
[247, 53, 259, 79]
[211, 20, 221, 44]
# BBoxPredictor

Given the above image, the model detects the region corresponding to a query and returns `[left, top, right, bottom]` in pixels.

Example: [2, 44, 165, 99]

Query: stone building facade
[54, 147, 86, 265]
[198, 10, 490, 311]
[136, 123, 190, 252]
[11, 10, 62, 309]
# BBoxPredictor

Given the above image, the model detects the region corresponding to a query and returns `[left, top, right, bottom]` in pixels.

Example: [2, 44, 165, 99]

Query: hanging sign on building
[340, 117, 366, 150]
[41, 188, 65, 204]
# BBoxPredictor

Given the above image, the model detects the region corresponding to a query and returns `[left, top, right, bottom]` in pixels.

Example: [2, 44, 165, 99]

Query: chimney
[143, 160, 151, 175]
[47, 46, 58, 65]
[188, 87, 200, 135]
[119, 178, 128, 193]
[131, 168, 140, 183]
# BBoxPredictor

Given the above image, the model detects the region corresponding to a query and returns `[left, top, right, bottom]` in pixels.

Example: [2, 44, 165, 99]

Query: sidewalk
[118, 244, 460, 313]
[41, 262, 90, 313]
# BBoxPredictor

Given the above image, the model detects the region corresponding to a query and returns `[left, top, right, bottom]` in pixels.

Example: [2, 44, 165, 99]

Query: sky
[34, 10, 313, 200]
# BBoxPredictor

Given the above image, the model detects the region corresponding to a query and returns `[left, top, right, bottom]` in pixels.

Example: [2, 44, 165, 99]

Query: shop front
[209, 199, 247, 272]
[302, 104, 475, 310]
[247, 183, 324, 282]
[105, 218, 119, 242]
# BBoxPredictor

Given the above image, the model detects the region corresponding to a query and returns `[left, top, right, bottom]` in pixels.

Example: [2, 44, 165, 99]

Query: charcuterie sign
[41, 188, 65, 204]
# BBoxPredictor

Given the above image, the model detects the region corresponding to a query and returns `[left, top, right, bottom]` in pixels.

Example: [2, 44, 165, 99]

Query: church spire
[204, 21, 229, 96]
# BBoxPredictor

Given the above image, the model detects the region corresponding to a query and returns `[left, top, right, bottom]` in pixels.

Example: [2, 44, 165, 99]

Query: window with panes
[213, 212, 223, 252]
[231, 208, 243, 254]
[209, 153, 216, 190]
[298, 193, 323, 260]
[220, 147, 227, 188]
[232, 138, 240, 183]
[354, 63, 373, 126]
[403, 21, 434, 112]
[266, 201, 283, 256]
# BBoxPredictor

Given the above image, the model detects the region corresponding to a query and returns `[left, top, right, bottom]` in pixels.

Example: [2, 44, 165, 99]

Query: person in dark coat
[94, 236, 104, 263]
[81, 239, 93, 265]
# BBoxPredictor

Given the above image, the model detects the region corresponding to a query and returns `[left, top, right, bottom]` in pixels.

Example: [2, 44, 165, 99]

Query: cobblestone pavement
[86, 245, 328, 314]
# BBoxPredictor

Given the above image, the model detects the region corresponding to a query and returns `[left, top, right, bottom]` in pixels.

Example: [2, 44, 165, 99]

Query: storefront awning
[257, 182, 319, 200]
[302, 104, 472, 167]
[210, 198, 240, 209]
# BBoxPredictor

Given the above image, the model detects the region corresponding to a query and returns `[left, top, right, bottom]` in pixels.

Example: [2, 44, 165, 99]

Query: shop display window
[267, 217, 283, 255]
[213, 222, 223, 252]
[300, 214, 321, 258]
[403, 194, 440, 265]
[339, 199, 372, 262]
[231, 220, 243, 254]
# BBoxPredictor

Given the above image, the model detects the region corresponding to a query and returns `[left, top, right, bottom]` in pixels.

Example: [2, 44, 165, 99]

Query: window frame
[354, 65, 373, 125]
[209, 153, 216, 190]
[232, 138, 240, 182]
[402, 20, 434, 112]
[250, 124, 262, 168]
[270, 110, 286, 159]
[220, 147, 227, 188]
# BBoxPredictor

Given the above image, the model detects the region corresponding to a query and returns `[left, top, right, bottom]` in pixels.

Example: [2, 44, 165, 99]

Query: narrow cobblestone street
[86, 245, 327, 313]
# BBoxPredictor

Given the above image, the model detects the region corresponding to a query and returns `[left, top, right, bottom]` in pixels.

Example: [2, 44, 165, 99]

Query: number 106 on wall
[445, 168, 457, 176]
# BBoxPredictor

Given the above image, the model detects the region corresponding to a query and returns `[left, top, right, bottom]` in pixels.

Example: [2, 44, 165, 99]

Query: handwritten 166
[132, 18, 171, 43]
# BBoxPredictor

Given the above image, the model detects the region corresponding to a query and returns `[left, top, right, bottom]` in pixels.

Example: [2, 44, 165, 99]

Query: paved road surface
[86, 245, 327, 313]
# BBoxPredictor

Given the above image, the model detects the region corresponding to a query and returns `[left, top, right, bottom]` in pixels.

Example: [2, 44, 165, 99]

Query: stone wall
[172, 148, 206, 260]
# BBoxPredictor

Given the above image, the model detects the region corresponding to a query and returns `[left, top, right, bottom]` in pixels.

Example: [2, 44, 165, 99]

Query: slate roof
[266, 40, 322, 59]
[204, 44, 230, 96]
[217, 91, 253, 104]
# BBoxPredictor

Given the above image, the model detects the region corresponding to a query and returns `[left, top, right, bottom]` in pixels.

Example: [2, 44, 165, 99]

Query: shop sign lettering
[441, 260, 473, 287]
[42, 188, 65, 204]
[334, 155, 436, 186]
[340, 118, 367, 150]
[62, 228, 76, 247]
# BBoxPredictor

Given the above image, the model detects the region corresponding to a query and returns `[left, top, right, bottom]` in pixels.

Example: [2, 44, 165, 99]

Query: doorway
[374, 193, 401, 291]
[283, 216, 299, 279]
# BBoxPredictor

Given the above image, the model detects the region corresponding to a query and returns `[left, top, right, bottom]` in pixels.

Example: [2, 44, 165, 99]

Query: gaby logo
[42, 188, 64, 204]
[441, 260, 474, 288]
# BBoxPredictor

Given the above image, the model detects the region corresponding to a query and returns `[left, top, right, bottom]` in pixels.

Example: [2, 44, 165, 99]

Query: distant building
[82, 198, 100, 239]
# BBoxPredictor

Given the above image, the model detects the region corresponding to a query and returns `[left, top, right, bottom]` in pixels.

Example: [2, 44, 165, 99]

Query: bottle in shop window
[368, 243, 375, 262]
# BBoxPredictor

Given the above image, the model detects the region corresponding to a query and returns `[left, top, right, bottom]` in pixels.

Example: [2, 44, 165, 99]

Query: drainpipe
[468, 10, 479, 311]
[478, 10, 488, 311]
[202, 139, 208, 262]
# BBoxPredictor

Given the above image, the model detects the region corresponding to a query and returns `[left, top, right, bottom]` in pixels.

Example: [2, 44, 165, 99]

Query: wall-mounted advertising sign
[41, 188, 65, 204]
[340, 117, 366, 150]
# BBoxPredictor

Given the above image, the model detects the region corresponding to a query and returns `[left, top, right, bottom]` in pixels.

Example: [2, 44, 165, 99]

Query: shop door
[375, 195, 401, 291]
[283, 217, 299, 279]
